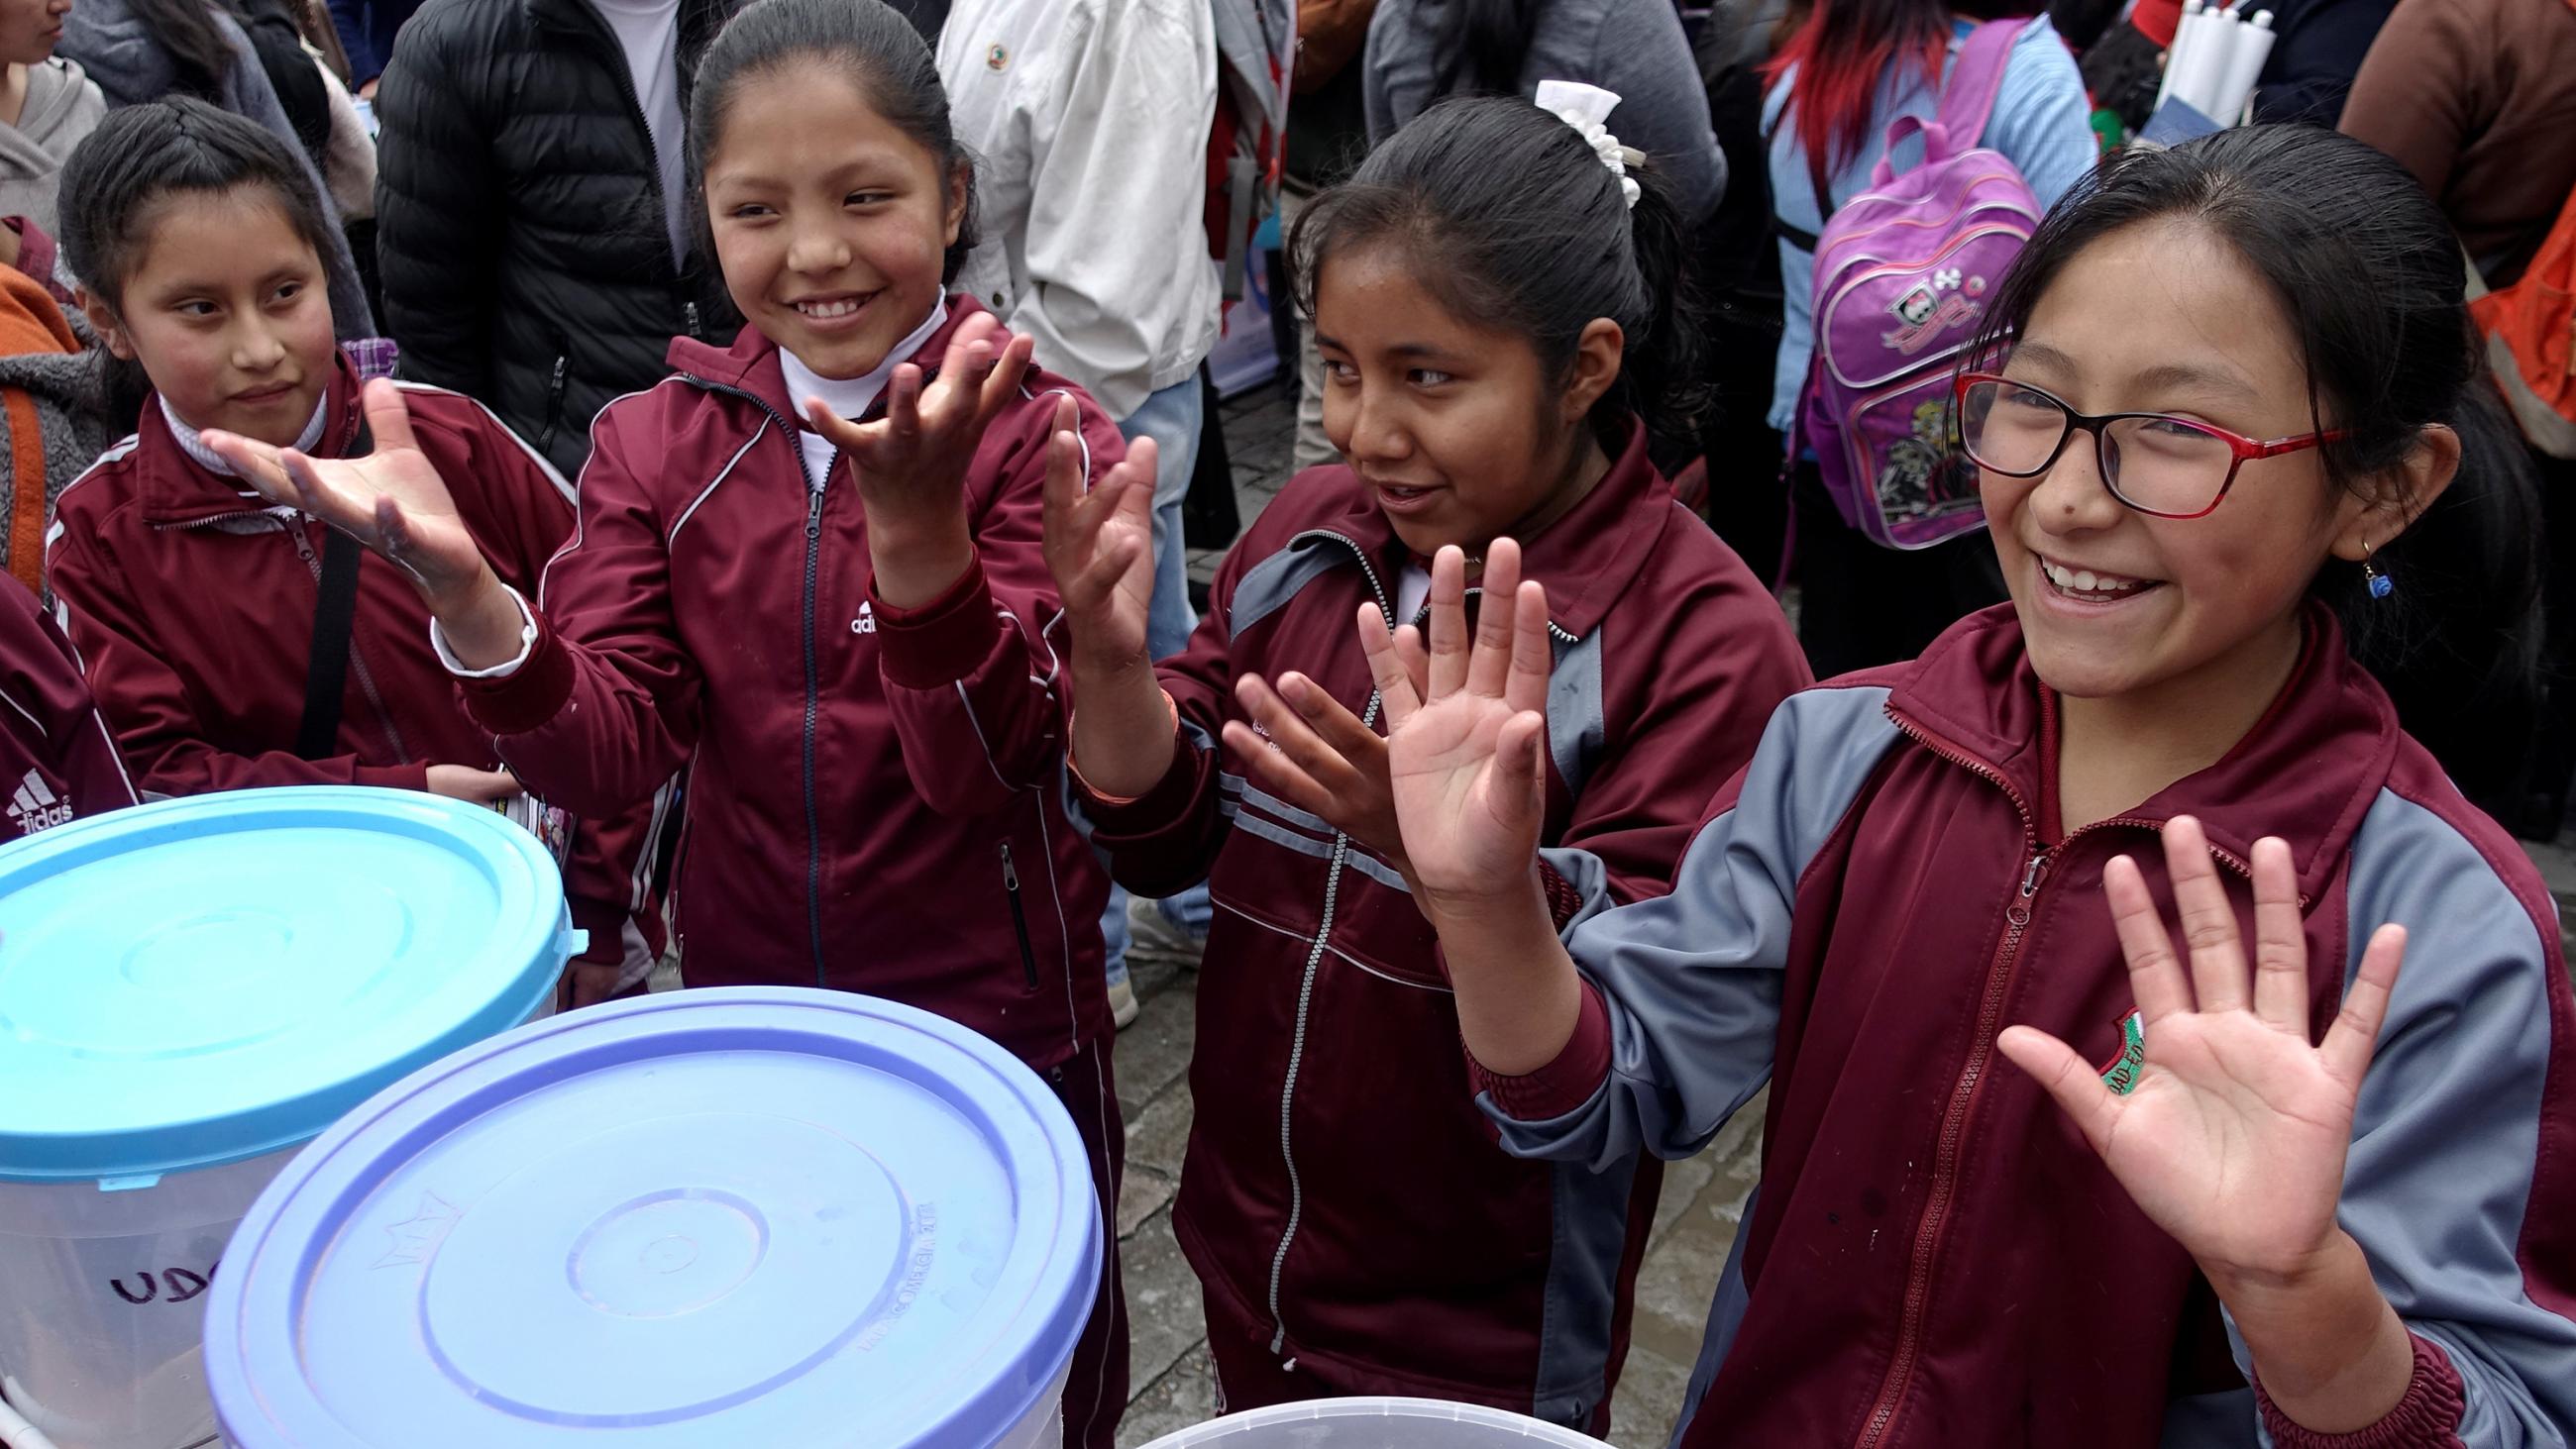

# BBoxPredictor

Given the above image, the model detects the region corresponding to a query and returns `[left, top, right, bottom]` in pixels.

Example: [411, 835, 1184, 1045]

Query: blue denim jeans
[1103, 377, 1213, 986]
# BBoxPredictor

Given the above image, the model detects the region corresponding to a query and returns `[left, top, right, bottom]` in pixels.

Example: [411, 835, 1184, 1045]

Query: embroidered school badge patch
[2096, 1010, 2147, 1095]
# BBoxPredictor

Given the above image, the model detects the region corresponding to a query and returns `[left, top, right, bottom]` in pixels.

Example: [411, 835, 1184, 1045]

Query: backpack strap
[1936, 19, 2033, 150]
[295, 526, 362, 761]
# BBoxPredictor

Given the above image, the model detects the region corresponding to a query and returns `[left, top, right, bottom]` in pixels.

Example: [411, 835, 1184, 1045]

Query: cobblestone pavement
[1109, 380, 2576, 1448]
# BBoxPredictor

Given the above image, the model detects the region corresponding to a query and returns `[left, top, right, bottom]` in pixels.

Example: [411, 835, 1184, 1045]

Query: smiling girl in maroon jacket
[198, 1, 1149, 1441]
[44, 98, 661, 1004]
[1378, 127, 2575, 1448]
[1045, 96, 1810, 1432]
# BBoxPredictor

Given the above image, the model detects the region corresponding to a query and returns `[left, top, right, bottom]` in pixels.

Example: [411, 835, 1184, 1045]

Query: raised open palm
[802, 310, 1038, 525]
[1997, 817, 2405, 1287]
[1038, 394, 1158, 670]
[1367, 541, 1555, 911]
[201, 378, 488, 600]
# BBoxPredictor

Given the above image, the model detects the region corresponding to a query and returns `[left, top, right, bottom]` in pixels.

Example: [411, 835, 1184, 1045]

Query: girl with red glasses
[1374, 125, 2570, 1448]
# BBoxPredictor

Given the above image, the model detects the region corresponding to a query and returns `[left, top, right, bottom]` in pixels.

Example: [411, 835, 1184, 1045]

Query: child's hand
[1371, 541, 1554, 920]
[1040, 394, 1158, 673]
[803, 311, 1037, 533]
[1224, 671, 1409, 880]
[203, 378, 493, 609]
[1997, 817, 2405, 1294]
[425, 764, 521, 804]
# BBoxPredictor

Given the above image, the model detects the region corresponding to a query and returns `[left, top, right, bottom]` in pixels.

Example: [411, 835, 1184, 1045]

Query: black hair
[686, 0, 979, 283]
[1290, 95, 1709, 462]
[1423, 0, 1538, 102]
[134, 0, 241, 98]
[56, 97, 342, 430]
[1967, 126, 2545, 797]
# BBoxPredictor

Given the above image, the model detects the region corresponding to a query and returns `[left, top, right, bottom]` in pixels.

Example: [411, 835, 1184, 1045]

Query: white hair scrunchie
[1534, 79, 1643, 210]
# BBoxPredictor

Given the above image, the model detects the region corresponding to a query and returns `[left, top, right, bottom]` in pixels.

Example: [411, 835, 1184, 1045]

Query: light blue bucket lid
[0, 787, 575, 1185]
[205, 987, 1103, 1449]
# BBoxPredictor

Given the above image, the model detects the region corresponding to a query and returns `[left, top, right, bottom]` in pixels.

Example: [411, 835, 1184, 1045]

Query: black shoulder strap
[294, 415, 375, 761]
[296, 527, 362, 760]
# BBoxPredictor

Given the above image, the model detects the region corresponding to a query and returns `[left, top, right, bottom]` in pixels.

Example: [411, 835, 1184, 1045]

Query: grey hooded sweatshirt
[0, 58, 106, 237]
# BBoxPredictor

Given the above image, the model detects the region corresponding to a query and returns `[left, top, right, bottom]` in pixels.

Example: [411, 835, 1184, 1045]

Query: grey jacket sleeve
[1590, 0, 1726, 225]
[1481, 685, 1897, 1171]
[2219, 787, 2576, 1447]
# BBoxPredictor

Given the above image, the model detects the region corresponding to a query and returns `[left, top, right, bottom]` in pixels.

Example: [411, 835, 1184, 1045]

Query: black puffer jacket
[374, 0, 742, 474]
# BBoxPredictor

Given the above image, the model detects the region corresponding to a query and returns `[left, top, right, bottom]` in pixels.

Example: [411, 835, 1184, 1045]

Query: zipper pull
[805, 485, 825, 539]
[684, 300, 701, 338]
[288, 522, 320, 569]
[999, 842, 1038, 990]
[2007, 851, 2050, 925]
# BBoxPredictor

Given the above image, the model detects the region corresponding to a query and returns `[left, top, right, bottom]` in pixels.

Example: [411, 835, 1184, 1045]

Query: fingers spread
[1426, 545, 1470, 698]
[1996, 1024, 2121, 1154]
[359, 377, 422, 455]
[1282, 671, 1387, 769]
[1505, 579, 1554, 716]
[1466, 538, 1521, 699]
[2320, 923, 2406, 1088]
[2162, 816, 2249, 1014]
[2104, 853, 2193, 1026]
[1235, 673, 1363, 799]
[1357, 603, 1421, 727]
[2248, 836, 2309, 1034]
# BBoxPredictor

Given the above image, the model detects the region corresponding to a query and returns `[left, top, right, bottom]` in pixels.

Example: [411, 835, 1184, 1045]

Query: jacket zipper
[535, 354, 570, 457]
[683, 374, 836, 983]
[285, 519, 410, 761]
[1857, 706, 2276, 1447]
[565, 1, 695, 325]
[800, 472, 828, 986]
[1000, 842, 1038, 991]
[1262, 529, 1395, 1358]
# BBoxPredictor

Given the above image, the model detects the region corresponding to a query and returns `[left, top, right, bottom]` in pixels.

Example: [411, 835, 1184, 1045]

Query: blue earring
[2364, 552, 2394, 600]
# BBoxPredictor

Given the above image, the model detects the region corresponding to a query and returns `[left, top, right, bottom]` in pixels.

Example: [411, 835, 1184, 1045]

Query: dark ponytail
[58, 97, 341, 430]
[1425, 0, 1538, 102]
[1968, 126, 2544, 795]
[130, 0, 242, 98]
[1290, 95, 1710, 461]
[687, 0, 979, 282]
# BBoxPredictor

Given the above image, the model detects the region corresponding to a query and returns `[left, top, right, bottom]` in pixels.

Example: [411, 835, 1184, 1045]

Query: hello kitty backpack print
[1797, 19, 2044, 550]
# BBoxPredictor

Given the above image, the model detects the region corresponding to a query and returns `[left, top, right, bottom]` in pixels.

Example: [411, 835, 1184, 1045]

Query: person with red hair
[1763, 0, 2093, 677]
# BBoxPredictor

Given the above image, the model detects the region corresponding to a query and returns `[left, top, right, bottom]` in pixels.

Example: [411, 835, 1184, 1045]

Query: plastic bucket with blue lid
[0, 786, 581, 1449]
[204, 985, 1103, 1449]
[1137, 1398, 1615, 1448]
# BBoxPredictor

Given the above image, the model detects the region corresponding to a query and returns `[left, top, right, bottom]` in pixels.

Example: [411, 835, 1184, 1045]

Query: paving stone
[1119, 1164, 1178, 1240]
[1607, 1340, 1696, 1449]
[1127, 955, 1190, 1007]
[1126, 1078, 1197, 1179]
[1121, 1207, 1210, 1397]
[1113, 979, 1198, 1119]
[1649, 1151, 1715, 1244]
[1115, 1344, 1217, 1448]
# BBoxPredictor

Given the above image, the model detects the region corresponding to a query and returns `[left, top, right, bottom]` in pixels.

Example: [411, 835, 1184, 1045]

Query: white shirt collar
[162, 391, 330, 486]
[777, 301, 951, 428]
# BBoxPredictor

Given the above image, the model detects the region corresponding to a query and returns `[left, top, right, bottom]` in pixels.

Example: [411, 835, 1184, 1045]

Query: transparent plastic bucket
[0, 788, 577, 1449]
[1137, 1398, 1615, 1449]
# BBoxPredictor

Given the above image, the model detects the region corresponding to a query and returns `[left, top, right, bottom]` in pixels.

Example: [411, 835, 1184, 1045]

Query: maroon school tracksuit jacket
[0, 570, 134, 837]
[1079, 423, 1811, 1427]
[1483, 609, 2576, 1448]
[46, 354, 663, 973]
[453, 301, 1126, 1067]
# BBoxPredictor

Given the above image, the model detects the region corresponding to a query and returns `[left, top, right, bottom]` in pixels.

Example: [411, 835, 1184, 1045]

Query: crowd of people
[0, 0, 2569, 1442]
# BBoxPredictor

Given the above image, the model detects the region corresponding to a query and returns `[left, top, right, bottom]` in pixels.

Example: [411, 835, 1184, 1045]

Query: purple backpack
[1796, 19, 2044, 550]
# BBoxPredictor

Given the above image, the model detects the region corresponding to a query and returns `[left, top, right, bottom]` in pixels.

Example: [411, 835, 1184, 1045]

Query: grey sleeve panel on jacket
[1480, 684, 1899, 1171]
[2221, 786, 2576, 1448]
